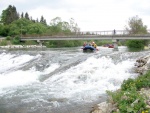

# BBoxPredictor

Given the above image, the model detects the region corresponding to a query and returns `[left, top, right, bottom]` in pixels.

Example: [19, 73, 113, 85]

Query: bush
[126, 40, 145, 50]
[107, 71, 150, 113]
[107, 90, 146, 113]
[11, 36, 20, 45]
[5, 36, 11, 40]
[0, 40, 7, 46]
[121, 78, 137, 91]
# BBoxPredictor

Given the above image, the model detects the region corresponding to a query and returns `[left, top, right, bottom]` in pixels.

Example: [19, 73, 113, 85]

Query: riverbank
[91, 55, 150, 113]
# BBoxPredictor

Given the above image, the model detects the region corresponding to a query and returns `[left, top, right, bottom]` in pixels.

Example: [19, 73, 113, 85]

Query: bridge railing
[74, 30, 129, 36]
[21, 30, 150, 39]
[74, 30, 150, 36]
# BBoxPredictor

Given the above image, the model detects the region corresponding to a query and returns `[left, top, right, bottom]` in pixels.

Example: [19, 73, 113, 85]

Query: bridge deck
[20, 34, 150, 41]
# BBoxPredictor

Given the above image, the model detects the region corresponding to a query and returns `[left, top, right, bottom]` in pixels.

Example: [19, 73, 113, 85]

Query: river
[0, 46, 149, 113]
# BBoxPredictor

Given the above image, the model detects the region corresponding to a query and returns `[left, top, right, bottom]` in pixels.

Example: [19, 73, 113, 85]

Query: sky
[0, 0, 150, 31]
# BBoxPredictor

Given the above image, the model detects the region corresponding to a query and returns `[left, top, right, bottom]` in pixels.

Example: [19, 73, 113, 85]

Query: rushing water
[0, 46, 149, 113]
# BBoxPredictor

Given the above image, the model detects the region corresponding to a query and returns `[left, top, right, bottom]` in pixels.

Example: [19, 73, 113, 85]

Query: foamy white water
[0, 47, 146, 113]
[45, 55, 136, 102]
[0, 53, 39, 73]
[0, 52, 60, 89]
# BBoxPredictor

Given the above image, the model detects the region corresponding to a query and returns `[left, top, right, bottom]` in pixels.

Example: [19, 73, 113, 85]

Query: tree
[8, 18, 33, 36]
[36, 18, 39, 23]
[50, 17, 63, 35]
[125, 15, 147, 34]
[50, 17, 62, 26]
[40, 15, 47, 25]
[1, 5, 19, 25]
[69, 18, 80, 33]
[49, 17, 79, 35]
[0, 24, 9, 36]
[27, 23, 47, 35]
[125, 16, 148, 50]
[21, 12, 24, 18]
[25, 12, 29, 20]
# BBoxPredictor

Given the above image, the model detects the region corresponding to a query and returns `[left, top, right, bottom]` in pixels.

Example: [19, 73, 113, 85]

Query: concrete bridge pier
[37, 40, 43, 46]
[112, 39, 118, 51]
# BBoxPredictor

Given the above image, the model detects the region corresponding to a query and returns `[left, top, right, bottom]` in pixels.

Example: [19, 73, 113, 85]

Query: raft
[83, 45, 96, 52]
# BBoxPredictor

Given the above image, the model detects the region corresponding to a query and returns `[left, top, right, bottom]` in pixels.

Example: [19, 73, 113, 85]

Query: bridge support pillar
[112, 39, 118, 51]
[37, 40, 43, 46]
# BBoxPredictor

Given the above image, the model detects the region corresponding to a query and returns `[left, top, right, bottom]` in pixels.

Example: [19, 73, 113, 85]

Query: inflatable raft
[83, 45, 97, 52]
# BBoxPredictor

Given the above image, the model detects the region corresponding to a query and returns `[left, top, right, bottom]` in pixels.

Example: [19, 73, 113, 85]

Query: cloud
[0, 0, 150, 31]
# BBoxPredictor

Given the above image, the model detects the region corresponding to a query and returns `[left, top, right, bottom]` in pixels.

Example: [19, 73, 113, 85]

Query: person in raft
[83, 42, 86, 47]
[92, 42, 97, 48]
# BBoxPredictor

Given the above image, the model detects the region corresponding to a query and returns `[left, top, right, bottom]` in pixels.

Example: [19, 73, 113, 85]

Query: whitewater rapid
[0, 47, 148, 113]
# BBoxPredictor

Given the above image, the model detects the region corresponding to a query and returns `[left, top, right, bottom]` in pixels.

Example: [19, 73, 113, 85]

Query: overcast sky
[0, 0, 150, 31]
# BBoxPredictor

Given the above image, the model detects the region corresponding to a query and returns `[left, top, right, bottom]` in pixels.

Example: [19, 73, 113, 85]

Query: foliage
[11, 36, 20, 44]
[0, 40, 8, 46]
[125, 16, 148, 50]
[5, 36, 11, 40]
[44, 40, 110, 48]
[40, 15, 47, 25]
[107, 89, 146, 113]
[45, 40, 83, 48]
[1, 5, 19, 25]
[25, 12, 30, 20]
[126, 40, 145, 51]
[27, 22, 47, 35]
[0, 25, 9, 36]
[125, 15, 147, 34]
[107, 71, 150, 113]
[49, 17, 80, 35]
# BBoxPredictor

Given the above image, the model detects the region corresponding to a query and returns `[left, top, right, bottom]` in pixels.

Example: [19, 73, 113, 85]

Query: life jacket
[93, 44, 97, 48]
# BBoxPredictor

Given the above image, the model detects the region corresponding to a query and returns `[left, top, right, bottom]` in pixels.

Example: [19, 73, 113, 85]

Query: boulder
[90, 102, 115, 113]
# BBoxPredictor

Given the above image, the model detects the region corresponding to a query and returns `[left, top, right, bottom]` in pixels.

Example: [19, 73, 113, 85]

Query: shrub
[121, 78, 137, 91]
[107, 71, 150, 113]
[126, 40, 145, 50]
[5, 36, 11, 40]
[0, 40, 7, 46]
[107, 89, 146, 113]
[12, 36, 20, 44]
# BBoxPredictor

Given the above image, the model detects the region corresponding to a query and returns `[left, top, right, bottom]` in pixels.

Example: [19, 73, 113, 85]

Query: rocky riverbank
[91, 55, 150, 113]
[135, 55, 150, 75]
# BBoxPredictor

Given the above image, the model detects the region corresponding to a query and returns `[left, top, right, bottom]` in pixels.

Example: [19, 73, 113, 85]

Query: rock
[135, 56, 150, 75]
[90, 102, 114, 113]
[131, 99, 139, 107]
[146, 105, 150, 109]
[146, 100, 150, 106]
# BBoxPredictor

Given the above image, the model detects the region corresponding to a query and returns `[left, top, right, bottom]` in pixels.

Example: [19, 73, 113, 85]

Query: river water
[0, 46, 149, 113]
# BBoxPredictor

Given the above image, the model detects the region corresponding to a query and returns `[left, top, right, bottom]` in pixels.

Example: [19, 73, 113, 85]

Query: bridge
[20, 30, 150, 50]
[20, 30, 150, 41]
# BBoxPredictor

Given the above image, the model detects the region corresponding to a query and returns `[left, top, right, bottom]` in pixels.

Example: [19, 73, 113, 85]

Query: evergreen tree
[21, 12, 24, 18]
[1, 5, 19, 25]
[40, 15, 47, 25]
[25, 12, 29, 20]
